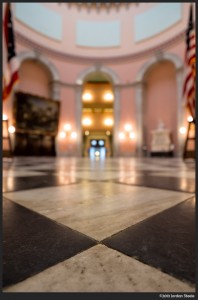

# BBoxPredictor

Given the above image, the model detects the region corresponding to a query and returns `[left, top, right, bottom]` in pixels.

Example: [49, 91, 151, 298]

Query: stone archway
[75, 65, 121, 157]
[135, 52, 183, 156]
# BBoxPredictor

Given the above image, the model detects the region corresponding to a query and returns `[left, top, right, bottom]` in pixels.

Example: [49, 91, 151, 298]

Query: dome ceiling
[14, 2, 187, 60]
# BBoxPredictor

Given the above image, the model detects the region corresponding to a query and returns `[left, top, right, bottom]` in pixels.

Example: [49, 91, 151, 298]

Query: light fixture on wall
[119, 124, 136, 140]
[179, 127, 187, 134]
[179, 116, 194, 137]
[58, 124, 77, 140]
[8, 125, 15, 134]
[59, 131, 66, 139]
[3, 114, 8, 120]
[64, 123, 71, 131]
[71, 132, 77, 139]
[118, 132, 125, 140]
[129, 132, 135, 139]
[187, 116, 193, 122]
[124, 123, 132, 132]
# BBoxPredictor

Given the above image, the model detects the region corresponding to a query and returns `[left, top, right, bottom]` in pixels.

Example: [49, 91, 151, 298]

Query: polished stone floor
[2, 156, 196, 292]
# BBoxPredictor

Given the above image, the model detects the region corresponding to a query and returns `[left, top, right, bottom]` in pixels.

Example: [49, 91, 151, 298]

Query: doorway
[81, 72, 114, 157]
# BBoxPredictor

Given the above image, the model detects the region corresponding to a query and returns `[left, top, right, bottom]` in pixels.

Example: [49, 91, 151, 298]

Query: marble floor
[2, 156, 196, 293]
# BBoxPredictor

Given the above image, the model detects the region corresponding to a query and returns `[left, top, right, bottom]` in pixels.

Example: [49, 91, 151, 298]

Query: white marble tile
[52, 170, 143, 180]
[3, 245, 195, 292]
[4, 183, 193, 240]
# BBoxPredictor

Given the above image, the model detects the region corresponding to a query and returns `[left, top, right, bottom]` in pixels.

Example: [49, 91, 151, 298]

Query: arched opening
[143, 60, 178, 155]
[135, 53, 183, 157]
[81, 71, 114, 158]
[13, 54, 60, 156]
[17, 51, 61, 100]
[19, 59, 52, 99]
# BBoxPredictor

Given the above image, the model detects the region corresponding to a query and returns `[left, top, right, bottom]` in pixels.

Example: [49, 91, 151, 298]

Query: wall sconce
[58, 124, 77, 140]
[119, 132, 125, 140]
[124, 124, 132, 132]
[187, 116, 193, 122]
[129, 132, 135, 139]
[119, 124, 136, 141]
[59, 131, 66, 139]
[179, 127, 186, 134]
[8, 125, 16, 134]
[64, 123, 71, 131]
[3, 114, 8, 121]
[71, 132, 77, 139]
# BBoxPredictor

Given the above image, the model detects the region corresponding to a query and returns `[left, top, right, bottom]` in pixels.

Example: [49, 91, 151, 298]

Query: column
[176, 67, 185, 157]
[75, 85, 83, 157]
[135, 82, 144, 157]
[50, 80, 61, 101]
[113, 85, 120, 157]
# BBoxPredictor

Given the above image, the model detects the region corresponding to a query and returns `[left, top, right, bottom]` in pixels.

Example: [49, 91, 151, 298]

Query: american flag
[3, 3, 19, 101]
[183, 4, 196, 120]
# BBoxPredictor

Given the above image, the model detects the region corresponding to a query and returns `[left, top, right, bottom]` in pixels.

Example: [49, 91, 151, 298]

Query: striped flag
[2, 3, 19, 101]
[183, 4, 196, 120]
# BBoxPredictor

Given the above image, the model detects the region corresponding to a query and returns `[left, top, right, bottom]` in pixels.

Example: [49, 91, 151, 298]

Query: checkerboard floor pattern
[2, 157, 196, 292]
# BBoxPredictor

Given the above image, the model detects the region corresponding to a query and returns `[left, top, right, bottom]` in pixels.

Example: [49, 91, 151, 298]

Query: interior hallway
[3, 156, 195, 292]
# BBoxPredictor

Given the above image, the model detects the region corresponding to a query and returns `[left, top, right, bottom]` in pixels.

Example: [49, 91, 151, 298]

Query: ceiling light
[104, 118, 113, 126]
[104, 93, 113, 101]
[82, 118, 92, 126]
[82, 93, 92, 101]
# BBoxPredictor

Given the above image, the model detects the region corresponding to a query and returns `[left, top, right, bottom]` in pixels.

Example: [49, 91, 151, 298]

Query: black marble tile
[3, 198, 96, 287]
[103, 198, 196, 284]
[116, 174, 195, 193]
[3, 175, 81, 192]
[29, 169, 63, 174]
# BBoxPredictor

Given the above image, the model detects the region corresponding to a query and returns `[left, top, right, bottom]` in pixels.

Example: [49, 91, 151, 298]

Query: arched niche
[135, 52, 184, 157]
[17, 51, 61, 100]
